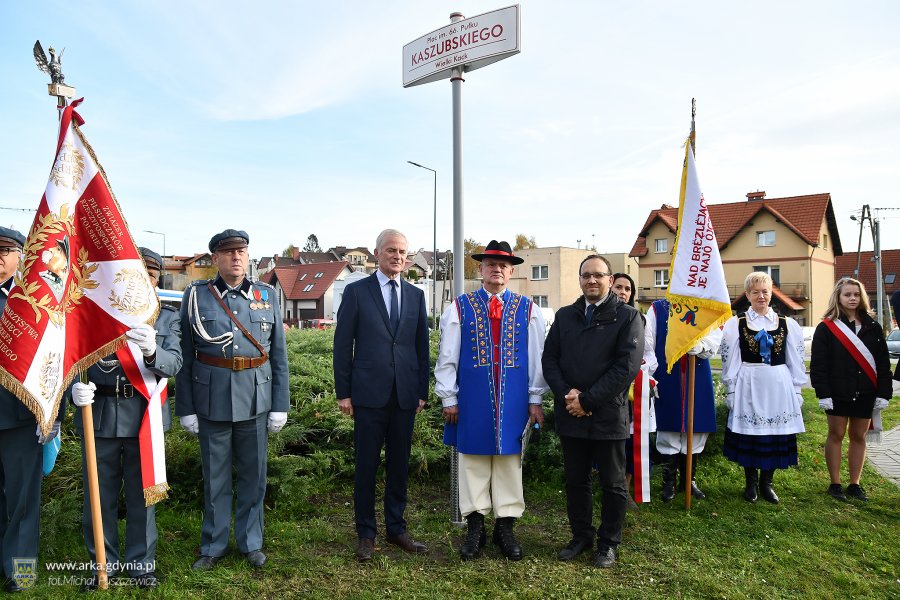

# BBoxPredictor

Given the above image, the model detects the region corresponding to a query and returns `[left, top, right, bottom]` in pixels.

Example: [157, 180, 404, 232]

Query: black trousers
[353, 389, 416, 540]
[560, 435, 627, 548]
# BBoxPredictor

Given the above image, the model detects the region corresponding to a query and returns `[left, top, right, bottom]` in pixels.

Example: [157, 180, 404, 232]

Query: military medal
[260, 289, 270, 310]
[250, 302, 258, 310]
[252, 289, 262, 310]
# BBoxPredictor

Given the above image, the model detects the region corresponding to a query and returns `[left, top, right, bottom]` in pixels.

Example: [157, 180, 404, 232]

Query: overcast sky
[1, 1, 898, 260]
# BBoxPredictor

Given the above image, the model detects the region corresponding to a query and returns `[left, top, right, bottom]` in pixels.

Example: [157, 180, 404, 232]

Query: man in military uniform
[175, 229, 289, 570]
[70, 248, 181, 589]
[0, 226, 62, 592]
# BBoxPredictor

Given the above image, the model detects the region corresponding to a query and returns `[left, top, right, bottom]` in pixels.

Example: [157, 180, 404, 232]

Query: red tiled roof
[630, 194, 842, 258]
[267, 261, 350, 301]
[835, 249, 900, 299]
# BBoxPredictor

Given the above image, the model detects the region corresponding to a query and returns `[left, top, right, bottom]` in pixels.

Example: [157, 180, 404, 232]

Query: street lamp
[143, 229, 166, 284]
[408, 160, 438, 329]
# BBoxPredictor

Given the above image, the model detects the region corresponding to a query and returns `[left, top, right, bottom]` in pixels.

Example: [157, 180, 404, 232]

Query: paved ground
[868, 425, 900, 487]
[867, 379, 900, 486]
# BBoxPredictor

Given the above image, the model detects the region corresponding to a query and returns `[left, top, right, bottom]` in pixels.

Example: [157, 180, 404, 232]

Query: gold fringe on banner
[144, 482, 170, 507]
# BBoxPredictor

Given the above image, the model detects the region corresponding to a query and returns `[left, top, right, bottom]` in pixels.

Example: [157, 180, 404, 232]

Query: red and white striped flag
[0, 99, 158, 435]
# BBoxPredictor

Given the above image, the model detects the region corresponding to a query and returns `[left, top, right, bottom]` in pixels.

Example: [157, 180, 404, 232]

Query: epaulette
[160, 303, 178, 312]
[190, 279, 211, 287]
[253, 281, 275, 290]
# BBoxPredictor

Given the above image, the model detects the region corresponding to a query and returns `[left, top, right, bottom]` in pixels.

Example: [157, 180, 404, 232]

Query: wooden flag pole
[80, 376, 108, 590]
[684, 354, 696, 510]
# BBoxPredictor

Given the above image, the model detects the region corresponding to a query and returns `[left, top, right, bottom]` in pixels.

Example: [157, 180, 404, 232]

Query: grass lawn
[30, 391, 900, 599]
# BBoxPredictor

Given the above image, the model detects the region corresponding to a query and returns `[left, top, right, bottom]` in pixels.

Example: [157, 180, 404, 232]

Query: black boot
[679, 454, 706, 499]
[759, 469, 779, 504]
[460, 512, 486, 560]
[492, 517, 523, 561]
[744, 467, 758, 503]
[660, 455, 677, 502]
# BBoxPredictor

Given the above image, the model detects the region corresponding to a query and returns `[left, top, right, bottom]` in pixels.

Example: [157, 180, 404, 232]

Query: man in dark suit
[333, 228, 430, 562]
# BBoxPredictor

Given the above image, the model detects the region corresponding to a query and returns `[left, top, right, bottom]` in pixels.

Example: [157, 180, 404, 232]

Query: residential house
[328, 246, 376, 273]
[163, 253, 215, 290]
[407, 249, 450, 281]
[257, 249, 341, 277]
[835, 249, 900, 324]
[261, 261, 353, 325]
[630, 191, 843, 325]
[505, 247, 637, 312]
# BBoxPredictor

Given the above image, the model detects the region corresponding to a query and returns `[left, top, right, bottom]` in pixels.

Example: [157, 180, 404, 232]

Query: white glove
[874, 398, 889, 410]
[126, 323, 157, 357]
[818, 398, 833, 411]
[36, 421, 61, 445]
[180, 414, 199, 435]
[725, 392, 735, 411]
[72, 382, 96, 407]
[687, 343, 704, 356]
[268, 411, 288, 433]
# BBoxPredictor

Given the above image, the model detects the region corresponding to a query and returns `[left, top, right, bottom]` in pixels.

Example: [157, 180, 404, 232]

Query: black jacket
[541, 292, 644, 440]
[810, 313, 892, 401]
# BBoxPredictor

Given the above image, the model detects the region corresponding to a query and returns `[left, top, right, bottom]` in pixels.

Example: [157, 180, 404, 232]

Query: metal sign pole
[448, 11, 466, 528]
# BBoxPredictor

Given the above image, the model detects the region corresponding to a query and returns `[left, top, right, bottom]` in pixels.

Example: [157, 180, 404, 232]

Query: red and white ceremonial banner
[116, 341, 169, 505]
[632, 368, 653, 503]
[0, 100, 158, 435]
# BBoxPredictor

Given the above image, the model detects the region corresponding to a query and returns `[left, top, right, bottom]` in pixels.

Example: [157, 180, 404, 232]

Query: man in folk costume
[0, 227, 63, 593]
[70, 248, 180, 589]
[643, 299, 722, 501]
[176, 230, 289, 570]
[435, 240, 549, 561]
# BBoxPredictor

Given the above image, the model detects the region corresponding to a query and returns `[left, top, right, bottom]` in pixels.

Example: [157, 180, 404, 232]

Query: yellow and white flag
[665, 139, 731, 371]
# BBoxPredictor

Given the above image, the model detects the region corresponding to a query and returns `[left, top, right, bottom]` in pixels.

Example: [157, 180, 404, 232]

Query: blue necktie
[389, 280, 400, 333]
[585, 303, 595, 326]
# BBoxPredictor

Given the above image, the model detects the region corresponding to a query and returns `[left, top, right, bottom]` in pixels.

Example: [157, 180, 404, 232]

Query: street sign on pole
[402, 5, 520, 88]
[403, 5, 521, 528]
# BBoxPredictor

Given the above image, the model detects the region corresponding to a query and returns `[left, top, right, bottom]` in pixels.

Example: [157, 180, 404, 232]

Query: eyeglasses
[0, 247, 19, 256]
[580, 272, 610, 281]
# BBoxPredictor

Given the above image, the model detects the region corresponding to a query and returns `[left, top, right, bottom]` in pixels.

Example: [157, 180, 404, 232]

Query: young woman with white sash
[810, 277, 892, 502]
[720, 272, 807, 504]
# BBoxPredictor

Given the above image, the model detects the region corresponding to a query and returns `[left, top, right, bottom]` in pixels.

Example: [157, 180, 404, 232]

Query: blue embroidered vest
[443, 288, 531, 455]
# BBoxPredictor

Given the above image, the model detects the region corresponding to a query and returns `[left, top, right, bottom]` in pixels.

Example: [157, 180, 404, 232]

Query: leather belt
[196, 352, 267, 371]
[95, 383, 134, 398]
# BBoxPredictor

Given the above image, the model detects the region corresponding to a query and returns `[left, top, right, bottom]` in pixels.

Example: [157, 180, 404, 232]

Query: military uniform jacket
[74, 304, 182, 437]
[0, 277, 64, 429]
[175, 276, 289, 422]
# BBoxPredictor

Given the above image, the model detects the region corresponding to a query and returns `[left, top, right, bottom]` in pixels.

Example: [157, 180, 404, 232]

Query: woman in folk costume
[611, 273, 655, 509]
[811, 278, 892, 502]
[720, 272, 807, 504]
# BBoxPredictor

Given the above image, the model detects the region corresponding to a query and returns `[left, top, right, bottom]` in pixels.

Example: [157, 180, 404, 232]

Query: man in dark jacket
[542, 255, 643, 568]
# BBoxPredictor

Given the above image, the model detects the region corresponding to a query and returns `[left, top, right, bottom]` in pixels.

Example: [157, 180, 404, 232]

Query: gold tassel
[143, 482, 170, 507]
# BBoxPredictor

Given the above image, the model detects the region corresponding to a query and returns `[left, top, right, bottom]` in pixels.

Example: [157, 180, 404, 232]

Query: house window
[299, 273, 307, 280]
[531, 265, 549, 280]
[822, 233, 828, 249]
[532, 295, 548, 308]
[885, 273, 896, 285]
[757, 231, 776, 247]
[654, 269, 669, 287]
[303, 284, 314, 292]
[315, 272, 324, 278]
[752, 265, 781, 287]
[654, 238, 668, 253]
